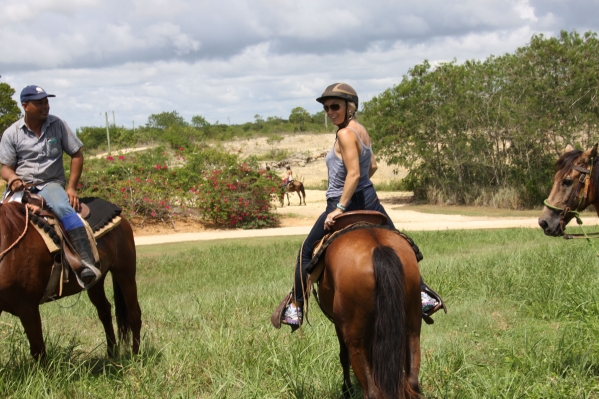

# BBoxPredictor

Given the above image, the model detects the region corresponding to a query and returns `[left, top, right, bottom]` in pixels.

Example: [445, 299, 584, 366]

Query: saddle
[21, 192, 122, 303]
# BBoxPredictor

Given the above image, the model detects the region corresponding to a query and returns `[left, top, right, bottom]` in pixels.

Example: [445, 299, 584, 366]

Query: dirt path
[133, 190, 599, 246]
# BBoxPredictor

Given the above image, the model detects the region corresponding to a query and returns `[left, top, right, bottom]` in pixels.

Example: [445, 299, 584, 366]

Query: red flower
[118, 155, 125, 160]
[106, 156, 114, 161]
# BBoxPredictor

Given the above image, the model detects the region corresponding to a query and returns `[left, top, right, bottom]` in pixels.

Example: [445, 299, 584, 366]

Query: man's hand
[25, 203, 41, 214]
[8, 177, 24, 192]
[66, 187, 80, 211]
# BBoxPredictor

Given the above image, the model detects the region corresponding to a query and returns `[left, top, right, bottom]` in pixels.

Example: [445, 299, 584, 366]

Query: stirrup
[422, 285, 447, 325]
[270, 292, 302, 333]
[271, 292, 292, 329]
[76, 264, 101, 290]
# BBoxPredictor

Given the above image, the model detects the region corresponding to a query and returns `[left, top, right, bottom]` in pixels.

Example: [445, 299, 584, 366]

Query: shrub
[73, 146, 280, 228]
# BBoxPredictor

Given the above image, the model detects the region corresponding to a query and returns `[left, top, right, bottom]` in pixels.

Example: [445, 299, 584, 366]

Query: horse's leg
[335, 325, 353, 398]
[407, 332, 422, 396]
[347, 344, 378, 399]
[87, 275, 117, 357]
[18, 306, 46, 361]
[286, 193, 290, 206]
[338, 311, 378, 398]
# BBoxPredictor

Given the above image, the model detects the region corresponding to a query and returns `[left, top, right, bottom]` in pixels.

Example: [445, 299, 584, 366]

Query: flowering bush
[74, 146, 280, 229]
[191, 163, 279, 228]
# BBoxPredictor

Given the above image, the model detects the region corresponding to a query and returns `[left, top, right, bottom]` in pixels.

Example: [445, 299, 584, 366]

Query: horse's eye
[562, 179, 573, 187]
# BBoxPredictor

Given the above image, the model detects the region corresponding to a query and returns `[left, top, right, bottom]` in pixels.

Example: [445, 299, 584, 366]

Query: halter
[543, 157, 599, 253]
[543, 163, 592, 227]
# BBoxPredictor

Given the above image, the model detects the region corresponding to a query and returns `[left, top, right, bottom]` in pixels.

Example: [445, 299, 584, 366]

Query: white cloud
[2, 0, 599, 130]
[2, 0, 99, 22]
[146, 22, 201, 55]
[514, 0, 538, 22]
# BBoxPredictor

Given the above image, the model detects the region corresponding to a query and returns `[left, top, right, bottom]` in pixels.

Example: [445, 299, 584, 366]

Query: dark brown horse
[0, 201, 142, 361]
[315, 227, 422, 399]
[539, 144, 599, 236]
[281, 180, 306, 206]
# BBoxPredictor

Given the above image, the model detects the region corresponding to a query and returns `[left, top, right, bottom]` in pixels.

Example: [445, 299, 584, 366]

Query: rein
[0, 206, 30, 263]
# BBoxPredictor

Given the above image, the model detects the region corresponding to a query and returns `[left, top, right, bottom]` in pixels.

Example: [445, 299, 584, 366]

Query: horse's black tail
[113, 278, 131, 342]
[372, 245, 406, 399]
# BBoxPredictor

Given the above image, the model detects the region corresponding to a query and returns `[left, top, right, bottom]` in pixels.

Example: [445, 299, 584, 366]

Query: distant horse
[280, 180, 306, 206]
[315, 225, 422, 398]
[539, 143, 599, 236]
[0, 201, 142, 361]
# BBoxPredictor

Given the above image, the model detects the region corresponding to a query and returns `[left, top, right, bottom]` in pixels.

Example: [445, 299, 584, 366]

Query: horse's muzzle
[538, 216, 563, 236]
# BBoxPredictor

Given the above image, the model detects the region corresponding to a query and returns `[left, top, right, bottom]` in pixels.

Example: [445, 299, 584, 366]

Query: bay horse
[539, 143, 599, 236]
[0, 201, 142, 361]
[281, 180, 306, 206]
[314, 225, 422, 398]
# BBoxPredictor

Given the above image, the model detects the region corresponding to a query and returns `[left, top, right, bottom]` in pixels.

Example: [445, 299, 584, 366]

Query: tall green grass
[1, 229, 599, 397]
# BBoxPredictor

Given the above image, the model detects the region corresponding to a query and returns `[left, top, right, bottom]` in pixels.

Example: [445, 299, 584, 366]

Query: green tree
[191, 115, 210, 129]
[363, 30, 599, 208]
[147, 111, 187, 129]
[289, 107, 311, 131]
[0, 78, 22, 134]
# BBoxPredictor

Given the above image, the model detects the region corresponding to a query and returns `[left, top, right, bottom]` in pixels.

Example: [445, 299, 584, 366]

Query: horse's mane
[555, 149, 599, 195]
[0, 202, 27, 235]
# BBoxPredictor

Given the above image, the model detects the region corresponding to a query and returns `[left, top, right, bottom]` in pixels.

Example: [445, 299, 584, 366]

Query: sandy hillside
[223, 133, 406, 185]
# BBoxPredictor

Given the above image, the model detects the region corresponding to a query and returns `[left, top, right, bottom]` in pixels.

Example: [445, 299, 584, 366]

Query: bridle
[543, 157, 599, 242]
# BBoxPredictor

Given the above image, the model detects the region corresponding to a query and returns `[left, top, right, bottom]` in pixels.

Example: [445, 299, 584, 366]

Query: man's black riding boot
[67, 226, 100, 289]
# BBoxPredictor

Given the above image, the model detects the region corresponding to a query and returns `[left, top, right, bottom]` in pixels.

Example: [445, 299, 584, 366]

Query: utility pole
[325, 113, 328, 129]
[112, 111, 116, 127]
[132, 120, 135, 132]
[105, 112, 111, 155]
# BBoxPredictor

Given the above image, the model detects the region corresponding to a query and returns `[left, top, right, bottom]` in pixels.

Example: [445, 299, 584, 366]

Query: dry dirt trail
[134, 189, 599, 246]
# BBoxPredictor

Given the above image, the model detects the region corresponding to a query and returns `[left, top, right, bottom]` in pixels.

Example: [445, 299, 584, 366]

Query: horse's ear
[564, 144, 574, 154]
[592, 143, 598, 158]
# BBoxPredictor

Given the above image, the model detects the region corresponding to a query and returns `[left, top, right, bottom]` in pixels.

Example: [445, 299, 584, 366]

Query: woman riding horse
[272, 83, 444, 328]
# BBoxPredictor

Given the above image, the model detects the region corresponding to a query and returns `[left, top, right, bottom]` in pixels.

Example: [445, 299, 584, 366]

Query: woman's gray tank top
[325, 127, 373, 199]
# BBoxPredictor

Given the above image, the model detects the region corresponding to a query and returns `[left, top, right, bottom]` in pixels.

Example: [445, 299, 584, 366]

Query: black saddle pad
[79, 197, 122, 232]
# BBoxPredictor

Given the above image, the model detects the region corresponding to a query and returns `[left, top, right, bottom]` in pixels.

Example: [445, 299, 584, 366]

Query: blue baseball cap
[20, 85, 56, 103]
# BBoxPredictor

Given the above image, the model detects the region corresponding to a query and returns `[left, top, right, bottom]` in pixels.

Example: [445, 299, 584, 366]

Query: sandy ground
[133, 189, 599, 246]
[224, 134, 406, 185]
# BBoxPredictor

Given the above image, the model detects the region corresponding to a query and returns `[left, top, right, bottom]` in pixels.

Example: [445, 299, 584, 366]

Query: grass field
[2, 228, 599, 398]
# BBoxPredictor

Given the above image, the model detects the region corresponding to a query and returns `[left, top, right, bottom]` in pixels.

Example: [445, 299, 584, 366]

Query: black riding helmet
[316, 83, 358, 129]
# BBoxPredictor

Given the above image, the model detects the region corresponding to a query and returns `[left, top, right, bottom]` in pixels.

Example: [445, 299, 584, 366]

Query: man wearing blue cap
[0, 85, 100, 289]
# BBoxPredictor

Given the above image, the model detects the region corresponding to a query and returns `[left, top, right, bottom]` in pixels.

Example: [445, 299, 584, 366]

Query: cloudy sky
[1, 0, 598, 130]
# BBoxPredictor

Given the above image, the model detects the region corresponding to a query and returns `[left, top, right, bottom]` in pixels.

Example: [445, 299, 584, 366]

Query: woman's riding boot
[270, 293, 303, 332]
[67, 226, 101, 289]
[421, 283, 447, 325]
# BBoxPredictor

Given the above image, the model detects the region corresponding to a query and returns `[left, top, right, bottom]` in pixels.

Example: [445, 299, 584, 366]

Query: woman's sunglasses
[323, 103, 341, 112]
